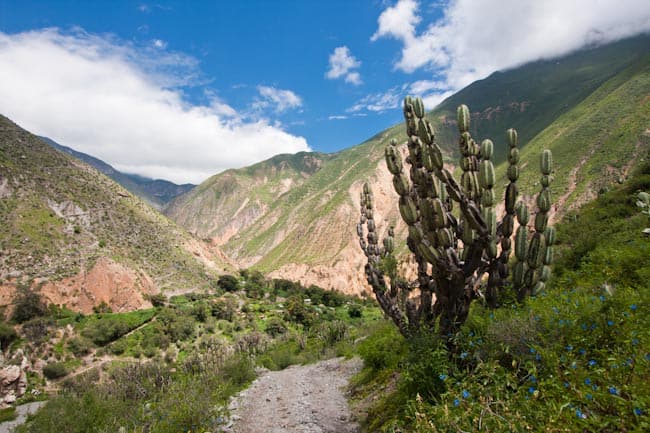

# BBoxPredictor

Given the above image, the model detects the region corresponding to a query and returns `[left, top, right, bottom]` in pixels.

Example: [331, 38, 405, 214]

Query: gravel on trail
[224, 357, 362, 433]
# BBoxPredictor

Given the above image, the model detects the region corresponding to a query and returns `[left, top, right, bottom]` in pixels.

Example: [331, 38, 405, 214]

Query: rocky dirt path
[224, 357, 362, 433]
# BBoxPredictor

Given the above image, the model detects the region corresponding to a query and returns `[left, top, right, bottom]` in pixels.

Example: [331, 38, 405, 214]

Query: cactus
[358, 97, 555, 338]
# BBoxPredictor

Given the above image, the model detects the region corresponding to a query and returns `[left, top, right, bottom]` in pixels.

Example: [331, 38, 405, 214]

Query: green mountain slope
[166, 36, 650, 295]
[0, 116, 232, 313]
[41, 137, 195, 209]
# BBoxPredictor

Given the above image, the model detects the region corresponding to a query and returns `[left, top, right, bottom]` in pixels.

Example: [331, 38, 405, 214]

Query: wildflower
[607, 320, 614, 326]
[584, 378, 592, 385]
[535, 353, 542, 361]
[579, 348, 586, 355]
[581, 323, 587, 330]
[566, 345, 574, 352]
[592, 384, 599, 391]
[460, 352, 468, 359]
[438, 374, 448, 381]
[586, 393, 593, 400]
[630, 304, 637, 311]
[599, 295, 605, 302]
[575, 409, 587, 419]
[528, 386, 536, 394]
[563, 381, 570, 388]
[632, 338, 639, 346]
[453, 399, 460, 407]
[529, 375, 537, 383]
[588, 359, 597, 367]
[608, 386, 618, 395]
[645, 354, 649, 361]
[462, 390, 470, 399]
[634, 407, 643, 416]
[529, 347, 536, 354]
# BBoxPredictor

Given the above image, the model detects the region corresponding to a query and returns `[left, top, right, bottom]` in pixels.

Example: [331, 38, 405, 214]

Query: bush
[264, 317, 287, 337]
[358, 322, 407, 371]
[12, 288, 47, 323]
[21, 317, 53, 345]
[211, 297, 237, 321]
[217, 274, 239, 292]
[67, 336, 93, 357]
[348, 304, 363, 318]
[43, 362, 69, 379]
[0, 322, 18, 349]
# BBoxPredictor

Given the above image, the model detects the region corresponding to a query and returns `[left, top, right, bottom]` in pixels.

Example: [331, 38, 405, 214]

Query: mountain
[0, 116, 233, 313]
[41, 137, 195, 210]
[165, 35, 650, 295]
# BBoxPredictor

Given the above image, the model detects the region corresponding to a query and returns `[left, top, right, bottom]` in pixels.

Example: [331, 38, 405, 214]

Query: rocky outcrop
[0, 349, 28, 407]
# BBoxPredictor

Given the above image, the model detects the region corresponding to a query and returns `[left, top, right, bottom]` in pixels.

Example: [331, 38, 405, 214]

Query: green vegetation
[351, 164, 650, 432]
[13, 272, 381, 433]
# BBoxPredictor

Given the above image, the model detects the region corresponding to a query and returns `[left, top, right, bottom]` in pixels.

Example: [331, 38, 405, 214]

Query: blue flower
[535, 353, 542, 361]
[528, 386, 536, 394]
[579, 348, 586, 355]
[584, 378, 592, 385]
[462, 390, 470, 399]
[626, 358, 634, 366]
[630, 304, 637, 311]
[608, 386, 618, 395]
[592, 384, 599, 391]
[632, 338, 639, 346]
[575, 409, 587, 419]
[607, 320, 614, 326]
[566, 345, 574, 352]
[645, 353, 650, 361]
[599, 295, 605, 302]
[564, 381, 570, 388]
[529, 375, 537, 383]
[439, 373, 448, 381]
[588, 359, 597, 367]
[460, 352, 468, 359]
[586, 393, 593, 400]
[634, 407, 643, 416]
[453, 398, 460, 407]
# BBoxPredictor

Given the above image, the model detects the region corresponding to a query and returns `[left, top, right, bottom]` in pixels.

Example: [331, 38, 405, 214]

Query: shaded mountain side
[41, 137, 195, 209]
[0, 116, 233, 314]
[166, 37, 650, 295]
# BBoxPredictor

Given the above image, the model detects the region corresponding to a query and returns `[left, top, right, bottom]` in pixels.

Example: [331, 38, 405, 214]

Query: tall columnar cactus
[358, 97, 555, 338]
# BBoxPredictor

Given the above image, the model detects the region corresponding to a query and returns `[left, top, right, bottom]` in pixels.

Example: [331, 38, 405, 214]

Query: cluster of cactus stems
[358, 97, 555, 338]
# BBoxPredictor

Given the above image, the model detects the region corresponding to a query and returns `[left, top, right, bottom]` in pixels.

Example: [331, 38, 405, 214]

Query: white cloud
[348, 87, 404, 113]
[373, 0, 650, 89]
[253, 86, 303, 113]
[0, 28, 310, 184]
[328, 115, 348, 120]
[152, 39, 166, 49]
[326, 46, 362, 85]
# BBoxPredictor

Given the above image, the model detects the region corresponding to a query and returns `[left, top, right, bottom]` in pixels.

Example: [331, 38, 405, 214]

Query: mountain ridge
[41, 137, 195, 210]
[165, 35, 650, 295]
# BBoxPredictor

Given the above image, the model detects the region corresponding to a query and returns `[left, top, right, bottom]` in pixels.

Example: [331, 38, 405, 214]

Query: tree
[358, 97, 554, 338]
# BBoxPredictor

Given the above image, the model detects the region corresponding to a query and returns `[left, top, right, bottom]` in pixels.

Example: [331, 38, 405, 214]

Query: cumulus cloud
[0, 28, 310, 184]
[326, 46, 362, 85]
[374, 0, 650, 90]
[253, 86, 303, 113]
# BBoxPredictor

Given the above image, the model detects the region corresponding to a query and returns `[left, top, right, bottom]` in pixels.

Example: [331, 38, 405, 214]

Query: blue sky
[1, 0, 649, 184]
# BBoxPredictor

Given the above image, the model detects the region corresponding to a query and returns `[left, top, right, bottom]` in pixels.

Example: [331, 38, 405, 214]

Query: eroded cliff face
[0, 258, 156, 314]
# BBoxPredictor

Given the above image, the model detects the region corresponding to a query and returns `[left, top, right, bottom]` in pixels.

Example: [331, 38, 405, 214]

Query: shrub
[358, 322, 407, 371]
[348, 304, 363, 318]
[264, 317, 287, 337]
[0, 322, 18, 349]
[217, 274, 239, 292]
[67, 336, 93, 357]
[12, 288, 47, 323]
[43, 362, 69, 379]
[21, 317, 53, 345]
[211, 297, 237, 321]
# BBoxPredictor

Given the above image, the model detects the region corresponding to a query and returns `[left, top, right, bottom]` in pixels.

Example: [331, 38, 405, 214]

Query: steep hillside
[0, 116, 233, 313]
[166, 37, 650, 295]
[42, 137, 195, 209]
[165, 151, 335, 245]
